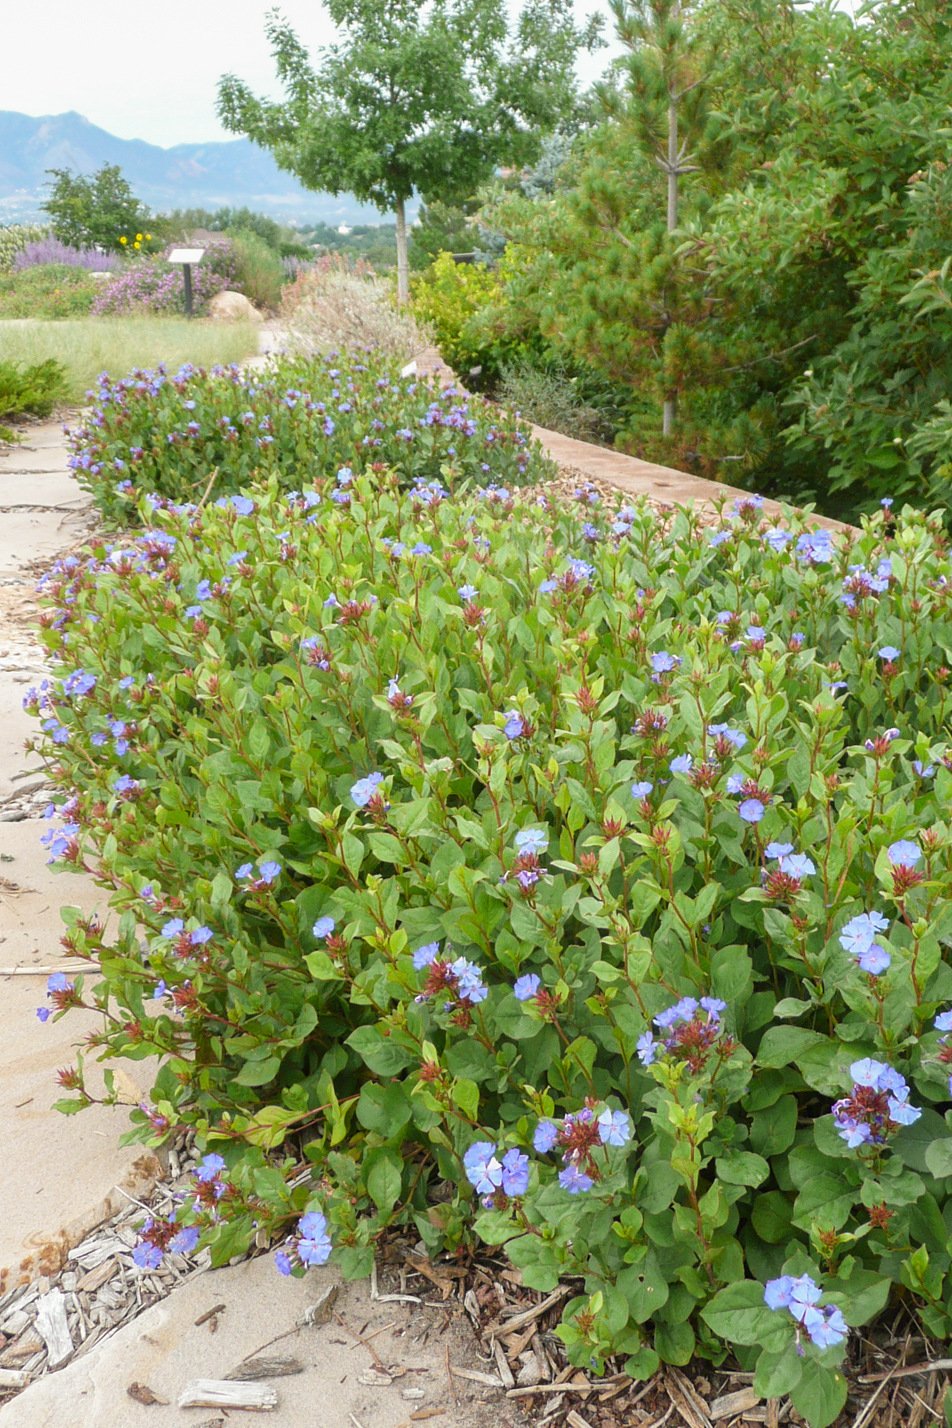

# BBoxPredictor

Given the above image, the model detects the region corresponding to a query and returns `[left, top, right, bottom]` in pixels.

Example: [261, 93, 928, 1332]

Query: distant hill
[0, 110, 394, 227]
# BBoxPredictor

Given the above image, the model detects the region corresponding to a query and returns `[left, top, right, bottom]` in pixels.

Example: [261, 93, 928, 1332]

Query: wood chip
[178, 1379, 278, 1411]
[493, 1338, 515, 1389]
[301, 1283, 339, 1327]
[491, 1285, 571, 1338]
[227, 1356, 304, 1381]
[357, 1366, 393, 1387]
[127, 1382, 169, 1405]
[666, 1368, 713, 1428]
[711, 1387, 761, 1420]
[0, 1369, 29, 1392]
[448, 1365, 504, 1388]
[34, 1288, 73, 1370]
[566, 1411, 596, 1428]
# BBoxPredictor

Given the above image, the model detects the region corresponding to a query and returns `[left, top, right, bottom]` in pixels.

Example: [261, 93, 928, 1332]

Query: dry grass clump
[281, 255, 433, 364]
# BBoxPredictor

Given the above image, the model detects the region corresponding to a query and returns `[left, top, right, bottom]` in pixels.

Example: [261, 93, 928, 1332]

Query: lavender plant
[27, 473, 952, 1428]
[12, 237, 110, 272]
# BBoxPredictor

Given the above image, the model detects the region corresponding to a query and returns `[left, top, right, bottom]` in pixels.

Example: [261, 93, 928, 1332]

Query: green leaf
[233, 1054, 282, 1087]
[365, 1147, 404, 1213]
[700, 1282, 788, 1348]
[789, 1365, 848, 1428]
[757, 1026, 828, 1069]
[792, 1174, 857, 1232]
[346, 1025, 413, 1076]
[752, 1191, 793, 1244]
[715, 1150, 770, 1187]
[616, 1250, 670, 1323]
[356, 1082, 412, 1138]
[754, 1344, 802, 1399]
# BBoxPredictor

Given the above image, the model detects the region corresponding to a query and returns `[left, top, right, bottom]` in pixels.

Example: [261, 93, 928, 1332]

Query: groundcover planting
[29, 470, 952, 1427]
[66, 349, 552, 522]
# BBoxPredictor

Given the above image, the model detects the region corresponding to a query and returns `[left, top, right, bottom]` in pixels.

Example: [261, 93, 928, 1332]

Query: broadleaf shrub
[29, 471, 952, 1425]
[0, 358, 67, 422]
[66, 350, 553, 522]
[89, 259, 227, 319]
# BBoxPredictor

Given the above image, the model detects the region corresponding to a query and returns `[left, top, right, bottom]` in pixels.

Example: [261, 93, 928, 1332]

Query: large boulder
[208, 290, 263, 323]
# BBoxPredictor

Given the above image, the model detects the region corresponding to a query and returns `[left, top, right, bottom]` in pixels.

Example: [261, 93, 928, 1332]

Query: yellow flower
[133, 241, 141, 250]
[119, 235, 128, 245]
[135, 233, 143, 242]
[144, 233, 152, 241]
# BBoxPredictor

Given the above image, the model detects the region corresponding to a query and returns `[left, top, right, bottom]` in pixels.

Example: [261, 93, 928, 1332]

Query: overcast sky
[4, 0, 621, 149]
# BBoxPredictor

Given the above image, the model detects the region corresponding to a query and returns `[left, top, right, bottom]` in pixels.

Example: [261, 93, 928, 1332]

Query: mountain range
[0, 110, 390, 227]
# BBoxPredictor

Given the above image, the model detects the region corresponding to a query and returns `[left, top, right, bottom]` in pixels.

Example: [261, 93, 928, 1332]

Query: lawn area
[0, 318, 261, 404]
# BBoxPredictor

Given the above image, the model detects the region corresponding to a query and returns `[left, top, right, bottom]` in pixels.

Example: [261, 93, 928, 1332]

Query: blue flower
[935, 1010, 952, 1032]
[503, 711, 526, 740]
[190, 927, 213, 946]
[833, 1059, 920, 1147]
[258, 861, 281, 883]
[558, 1164, 594, 1194]
[169, 1225, 200, 1255]
[458, 584, 478, 600]
[132, 1242, 163, 1271]
[351, 772, 384, 807]
[297, 1210, 332, 1266]
[312, 916, 336, 940]
[878, 646, 901, 661]
[463, 1142, 503, 1195]
[913, 760, 935, 778]
[413, 941, 440, 970]
[839, 910, 889, 959]
[631, 781, 653, 799]
[765, 842, 794, 859]
[274, 1251, 292, 1276]
[514, 828, 548, 855]
[739, 798, 765, 823]
[669, 754, 693, 775]
[162, 918, 184, 938]
[597, 1108, 632, 1147]
[887, 839, 920, 866]
[764, 1275, 847, 1350]
[450, 956, 487, 1004]
[707, 723, 747, 749]
[533, 1120, 558, 1153]
[856, 943, 890, 975]
[514, 973, 541, 1002]
[777, 853, 816, 879]
[230, 495, 255, 516]
[650, 651, 680, 674]
[500, 1148, 530, 1197]
[636, 1030, 657, 1065]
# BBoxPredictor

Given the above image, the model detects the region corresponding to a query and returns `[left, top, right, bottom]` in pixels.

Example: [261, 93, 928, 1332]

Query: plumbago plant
[66, 351, 551, 523]
[27, 475, 952, 1428]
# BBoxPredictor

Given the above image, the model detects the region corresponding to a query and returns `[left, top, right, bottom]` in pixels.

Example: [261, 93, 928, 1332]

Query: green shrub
[411, 252, 515, 385]
[0, 264, 97, 319]
[29, 476, 952, 1424]
[226, 228, 285, 310]
[67, 350, 553, 522]
[498, 356, 626, 445]
[0, 358, 67, 421]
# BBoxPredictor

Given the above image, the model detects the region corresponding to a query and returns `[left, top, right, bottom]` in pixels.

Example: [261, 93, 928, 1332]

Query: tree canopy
[217, 0, 601, 298]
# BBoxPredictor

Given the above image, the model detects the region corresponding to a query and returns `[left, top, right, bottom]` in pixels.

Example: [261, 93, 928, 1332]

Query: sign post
[167, 248, 206, 317]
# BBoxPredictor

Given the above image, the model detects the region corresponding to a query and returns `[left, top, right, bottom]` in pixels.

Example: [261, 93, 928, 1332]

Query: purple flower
[650, 652, 680, 674]
[597, 1108, 632, 1147]
[274, 1251, 292, 1276]
[297, 1210, 332, 1265]
[739, 798, 765, 824]
[631, 781, 653, 799]
[190, 926, 213, 946]
[514, 973, 541, 1002]
[887, 840, 920, 866]
[503, 711, 526, 740]
[833, 1058, 920, 1146]
[350, 772, 384, 807]
[913, 760, 935, 778]
[169, 1225, 200, 1255]
[669, 754, 693, 775]
[458, 584, 478, 600]
[764, 1275, 847, 1350]
[500, 1148, 530, 1197]
[195, 1153, 226, 1182]
[463, 1141, 503, 1195]
[934, 1010, 952, 1032]
[132, 1242, 163, 1271]
[413, 942, 440, 970]
[312, 916, 336, 940]
[450, 956, 487, 1004]
[161, 917, 184, 938]
[533, 1120, 558, 1153]
[558, 1164, 594, 1194]
[230, 495, 255, 516]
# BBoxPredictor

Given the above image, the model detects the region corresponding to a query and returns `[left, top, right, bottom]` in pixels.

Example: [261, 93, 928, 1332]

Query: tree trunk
[663, 94, 679, 435]
[394, 196, 409, 305]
